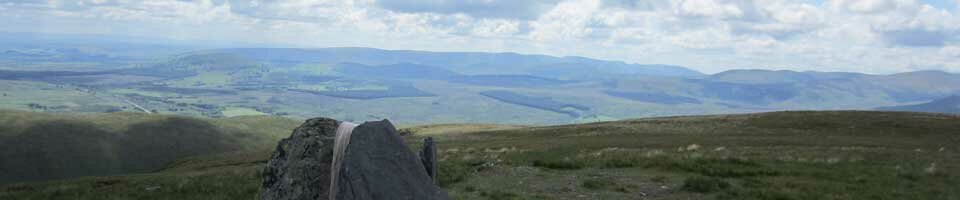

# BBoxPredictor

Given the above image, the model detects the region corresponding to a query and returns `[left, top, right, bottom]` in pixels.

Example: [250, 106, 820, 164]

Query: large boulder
[335, 120, 447, 200]
[259, 118, 447, 200]
[259, 118, 339, 200]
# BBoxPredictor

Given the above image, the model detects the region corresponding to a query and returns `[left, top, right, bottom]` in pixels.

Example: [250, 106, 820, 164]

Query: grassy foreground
[1, 111, 959, 200]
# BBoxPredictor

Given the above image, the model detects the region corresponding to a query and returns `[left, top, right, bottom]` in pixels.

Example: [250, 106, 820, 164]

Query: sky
[1, 0, 959, 74]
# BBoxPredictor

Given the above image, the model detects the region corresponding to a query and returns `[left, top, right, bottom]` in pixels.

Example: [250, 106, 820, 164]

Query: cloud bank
[1, 0, 959, 74]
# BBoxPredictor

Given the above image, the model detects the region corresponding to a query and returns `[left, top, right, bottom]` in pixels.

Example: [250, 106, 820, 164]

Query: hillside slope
[2, 111, 958, 200]
[877, 95, 960, 114]
[0, 110, 300, 183]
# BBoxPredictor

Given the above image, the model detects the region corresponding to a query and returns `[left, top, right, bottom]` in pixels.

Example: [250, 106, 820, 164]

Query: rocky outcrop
[259, 118, 339, 200]
[259, 118, 447, 200]
[420, 137, 438, 184]
[335, 120, 447, 199]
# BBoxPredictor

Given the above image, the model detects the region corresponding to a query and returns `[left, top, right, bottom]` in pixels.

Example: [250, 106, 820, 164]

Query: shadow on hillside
[0, 117, 236, 184]
[0, 120, 118, 183]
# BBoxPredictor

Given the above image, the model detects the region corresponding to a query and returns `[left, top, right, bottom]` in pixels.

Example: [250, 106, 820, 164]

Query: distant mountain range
[155, 48, 960, 117]
[210, 48, 705, 78]
[1, 42, 959, 123]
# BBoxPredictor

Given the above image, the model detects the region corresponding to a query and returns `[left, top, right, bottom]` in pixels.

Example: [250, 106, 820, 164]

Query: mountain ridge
[3, 45, 960, 124]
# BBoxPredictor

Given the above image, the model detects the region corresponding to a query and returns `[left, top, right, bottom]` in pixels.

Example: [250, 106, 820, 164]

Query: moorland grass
[1, 111, 958, 199]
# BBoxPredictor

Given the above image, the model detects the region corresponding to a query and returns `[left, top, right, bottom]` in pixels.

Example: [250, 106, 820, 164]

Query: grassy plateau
[0, 111, 958, 200]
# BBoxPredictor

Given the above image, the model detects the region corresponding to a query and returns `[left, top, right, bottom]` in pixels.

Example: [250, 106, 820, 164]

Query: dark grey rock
[420, 137, 438, 184]
[335, 120, 448, 200]
[259, 118, 447, 200]
[259, 118, 339, 200]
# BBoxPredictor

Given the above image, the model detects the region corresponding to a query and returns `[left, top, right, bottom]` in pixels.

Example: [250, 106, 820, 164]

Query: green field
[221, 107, 268, 117]
[1, 111, 957, 200]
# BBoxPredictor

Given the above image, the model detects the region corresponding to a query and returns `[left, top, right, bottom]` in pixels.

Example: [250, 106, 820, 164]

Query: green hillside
[0, 110, 300, 183]
[2, 111, 958, 199]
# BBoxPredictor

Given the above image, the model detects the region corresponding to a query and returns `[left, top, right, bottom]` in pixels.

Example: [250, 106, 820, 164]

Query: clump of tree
[27, 103, 48, 110]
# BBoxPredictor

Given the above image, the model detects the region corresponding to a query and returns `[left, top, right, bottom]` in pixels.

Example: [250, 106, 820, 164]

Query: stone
[334, 120, 448, 200]
[420, 137, 438, 184]
[259, 118, 447, 200]
[259, 118, 339, 200]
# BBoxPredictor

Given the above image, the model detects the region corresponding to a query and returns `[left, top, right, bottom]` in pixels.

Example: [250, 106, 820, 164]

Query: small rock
[398, 129, 414, 136]
[925, 163, 937, 174]
[145, 186, 161, 192]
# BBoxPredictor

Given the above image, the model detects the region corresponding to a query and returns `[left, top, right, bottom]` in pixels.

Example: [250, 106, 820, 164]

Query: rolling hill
[0, 110, 300, 184]
[3, 46, 960, 125]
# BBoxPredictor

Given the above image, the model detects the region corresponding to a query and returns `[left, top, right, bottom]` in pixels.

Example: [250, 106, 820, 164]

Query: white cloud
[676, 0, 743, 18]
[373, 0, 556, 20]
[846, 0, 897, 13]
[942, 45, 960, 57]
[770, 2, 824, 25]
[669, 26, 732, 49]
[471, 19, 520, 37]
[527, 0, 601, 41]
[1, 0, 959, 74]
